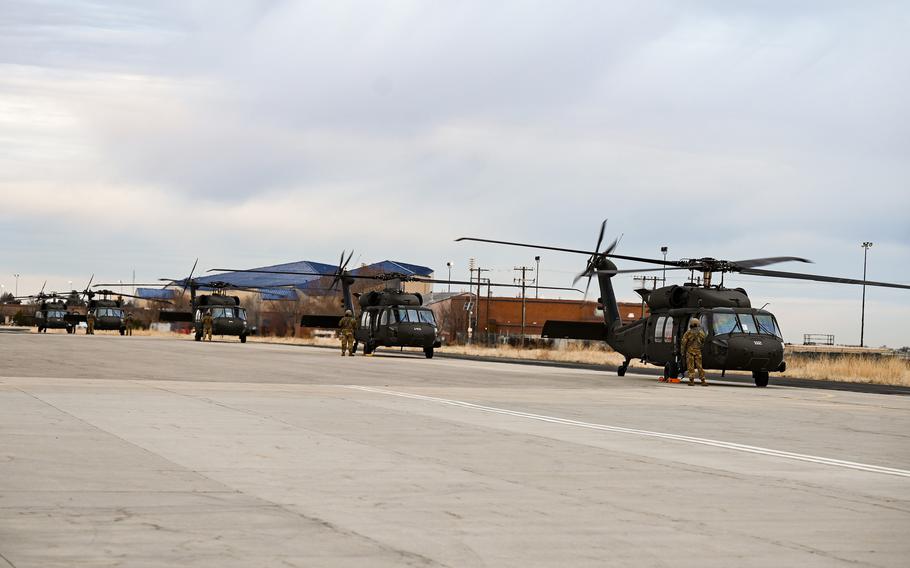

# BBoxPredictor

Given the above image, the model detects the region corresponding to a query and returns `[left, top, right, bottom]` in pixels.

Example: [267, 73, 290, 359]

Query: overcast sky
[1, 0, 908, 346]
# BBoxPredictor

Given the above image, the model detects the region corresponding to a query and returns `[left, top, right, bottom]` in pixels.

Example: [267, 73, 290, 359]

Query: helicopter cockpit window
[395, 309, 428, 324]
[754, 314, 782, 338]
[712, 313, 738, 335]
[737, 313, 757, 334]
[47, 310, 65, 318]
[379, 310, 389, 325]
[211, 307, 235, 318]
[418, 310, 436, 326]
[236, 309, 247, 320]
[653, 316, 667, 343]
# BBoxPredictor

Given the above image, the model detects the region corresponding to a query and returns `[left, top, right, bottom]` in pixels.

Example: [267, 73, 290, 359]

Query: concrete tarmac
[2, 333, 909, 567]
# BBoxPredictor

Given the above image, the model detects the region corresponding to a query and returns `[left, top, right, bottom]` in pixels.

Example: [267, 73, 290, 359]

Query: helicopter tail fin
[596, 261, 622, 330]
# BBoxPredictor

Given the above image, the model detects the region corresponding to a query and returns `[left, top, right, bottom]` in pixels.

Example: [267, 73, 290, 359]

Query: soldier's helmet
[344, 309, 353, 316]
[690, 317, 700, 328]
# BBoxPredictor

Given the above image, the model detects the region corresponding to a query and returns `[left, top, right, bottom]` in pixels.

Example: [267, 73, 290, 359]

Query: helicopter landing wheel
[119, 328, 125, 336]
[752, 371, 769, 388]
[617, 361, 628, 377]
[664, 361, 679, 379]
[66, 326, 74, 334]
[239, 334, 247, 343]
[424, 347, 434, 359]
[195, 332, 202, 342]
[351, 342, 358, 355]
[363, 342, 373, 356]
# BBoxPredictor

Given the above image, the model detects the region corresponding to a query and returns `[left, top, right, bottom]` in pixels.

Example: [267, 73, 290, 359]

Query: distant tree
[0, 292, 15, 303]
[12, 310, 28, 326]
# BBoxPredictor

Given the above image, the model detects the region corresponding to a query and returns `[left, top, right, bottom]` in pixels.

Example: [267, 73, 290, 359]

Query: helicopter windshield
[712, 313, 738, 335]
[712, 312, 782, 339]
[95, 308, 123, 318]
[211, 307, 236, 318]
[754, 314, 782, 338]
[46, 310, 65, 318]
[395, 308, 436, 326]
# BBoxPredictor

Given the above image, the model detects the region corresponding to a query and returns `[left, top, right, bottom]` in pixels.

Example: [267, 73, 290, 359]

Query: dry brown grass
[781, 355, 910, 387]
[440, 343, 630, 367]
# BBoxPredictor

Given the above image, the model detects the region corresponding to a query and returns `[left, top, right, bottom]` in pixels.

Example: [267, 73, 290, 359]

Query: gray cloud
[0, 0, 908, 345]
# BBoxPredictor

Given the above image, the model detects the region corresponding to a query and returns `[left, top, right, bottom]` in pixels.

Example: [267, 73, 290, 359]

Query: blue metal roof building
[192, 259, 434, 300]
[136, 288, 176, 300]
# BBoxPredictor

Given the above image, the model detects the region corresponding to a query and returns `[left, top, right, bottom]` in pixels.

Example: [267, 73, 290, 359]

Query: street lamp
[660, 246, 668, 286]
[13, 273, 19, 297]
[860, 242, 873, 347]
[445, 262, 453, 292]
[534, 256, 540, 299]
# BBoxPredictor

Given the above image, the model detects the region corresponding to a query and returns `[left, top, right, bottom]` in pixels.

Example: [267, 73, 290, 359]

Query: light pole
[446, 262, 453, 292]
[534, 256, 540, 299]
[860, 241, 872, 347]
[13, 273, 19, 297]
[660, 246, 668, 286]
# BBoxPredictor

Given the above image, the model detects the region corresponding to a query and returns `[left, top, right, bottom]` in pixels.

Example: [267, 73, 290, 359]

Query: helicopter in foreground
[209, 251, 580, 358]
[458, 221, 910, 387]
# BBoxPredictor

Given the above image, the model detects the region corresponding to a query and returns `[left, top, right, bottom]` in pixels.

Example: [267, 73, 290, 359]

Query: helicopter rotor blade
[39, 280, 47, 295]
[456, 237, 680, 266]
[739, 268, 910, 290]
[582, 274, 593, 303]
[731, 256, 812, 269]
[594, 219, 606, 254]
[95, 283, 166, 287]
[183, 258, 199, 295]
[408, 276, 581, 292]
[342, 249, 355, 272]
[600, 266, 699, 276]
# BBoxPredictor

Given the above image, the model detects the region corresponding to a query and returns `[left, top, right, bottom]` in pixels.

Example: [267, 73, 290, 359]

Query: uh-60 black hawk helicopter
[209, 251, 580, 358]
[61, 274, 171, 335]
[96, 260, 266, 342]
[459, 221, 910, 387]
[14, 282, 78, 333]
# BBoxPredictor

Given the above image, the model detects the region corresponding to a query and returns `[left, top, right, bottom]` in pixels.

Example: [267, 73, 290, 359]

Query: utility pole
[860, 241, 872, 347]
[14, 273, 19, 297]
[469, 265, 489, 343]
[534, 256, 541, 299]
[660, 246, 668, 287]
[445, 262, 453, 293]
[514, 266, 534, 346]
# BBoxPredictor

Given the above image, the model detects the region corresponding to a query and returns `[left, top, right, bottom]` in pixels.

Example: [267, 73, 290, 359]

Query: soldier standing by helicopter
[202, 310, 214, 342]
[338, 309, 356, 356]
[681, 318, 707, 386]
[86, 311, 96, 335]
[124, 311, 134, 336]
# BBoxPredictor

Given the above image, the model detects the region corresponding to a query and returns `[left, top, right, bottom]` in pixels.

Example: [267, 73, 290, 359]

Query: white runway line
[343, 385, 910, 479]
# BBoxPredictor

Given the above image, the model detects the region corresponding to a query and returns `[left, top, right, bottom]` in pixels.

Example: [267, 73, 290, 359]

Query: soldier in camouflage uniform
[202, 311, 214, 341]
[680, 317, 707, 386]
[338, 309, 356, 356]
[86, 311, 96, 335]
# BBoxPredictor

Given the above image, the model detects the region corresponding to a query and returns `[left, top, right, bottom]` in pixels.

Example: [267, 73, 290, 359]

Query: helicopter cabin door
[355, 310, 375, 343]
[645, 315, 676, 365]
